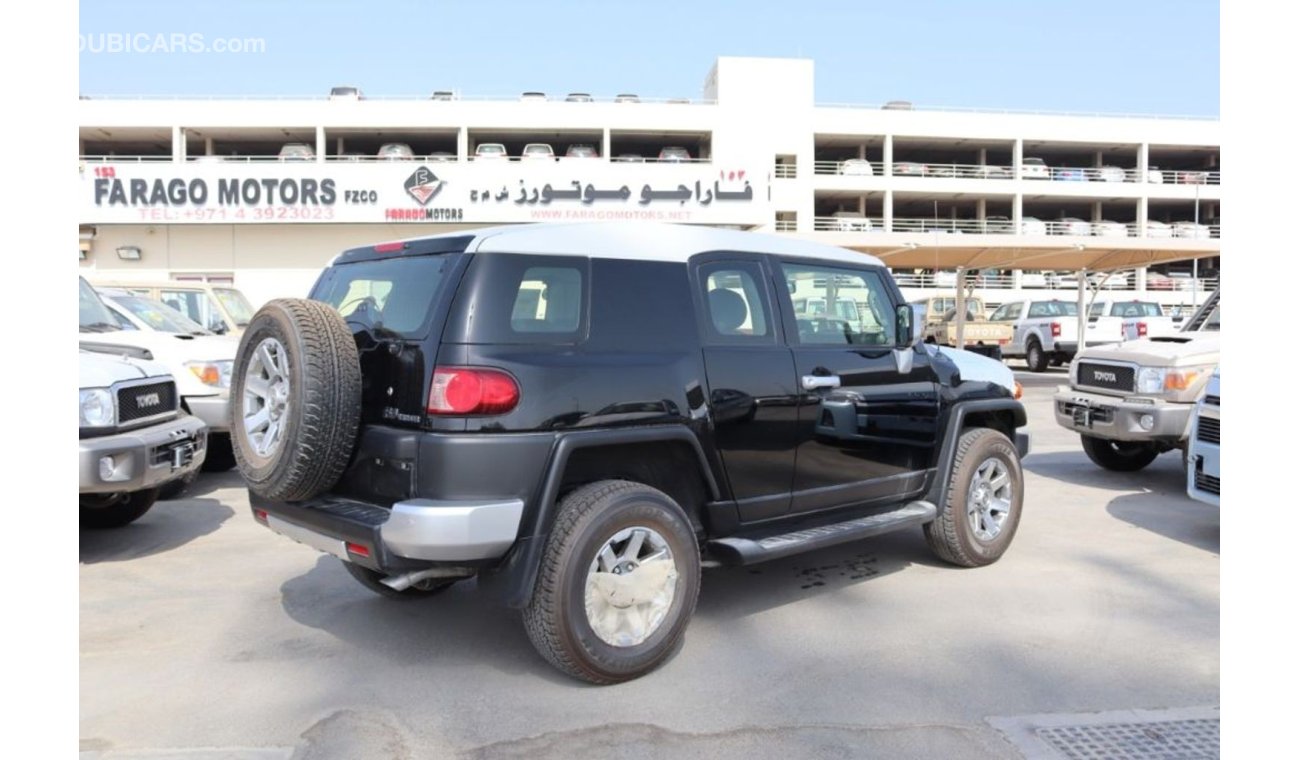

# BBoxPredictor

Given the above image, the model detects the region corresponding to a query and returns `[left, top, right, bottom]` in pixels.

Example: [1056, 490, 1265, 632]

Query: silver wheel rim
[584, 526, 678, 647]
[242, 337, 291, 459]
[966, 457, 1013, 541]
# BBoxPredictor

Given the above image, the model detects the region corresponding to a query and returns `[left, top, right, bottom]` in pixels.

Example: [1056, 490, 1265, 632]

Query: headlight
[1135, 365, 1214, 397]
[1136, 367, 1166, 394]
[186, 360, 235, 388]
[79, 388, 115, 427]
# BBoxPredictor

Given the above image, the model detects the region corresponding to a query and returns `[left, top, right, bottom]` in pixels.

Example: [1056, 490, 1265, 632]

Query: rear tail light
[1050, 322, 1061, 338]
[253, 509, 268, 524]
[1136, 321, 1148, 337]
[373, 241, 406, 253]
[428, 367, 520, 415]
[345, 542, 371, 558]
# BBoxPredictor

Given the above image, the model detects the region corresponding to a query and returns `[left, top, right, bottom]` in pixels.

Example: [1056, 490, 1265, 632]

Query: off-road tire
[341, 560, 457, 600]
[80, 488, 160, 529]
[231, 298, 361, 502]
[1025, 338, 1049, 372]
[523, 480, 701, 685]
[924, 428, 1024, 567]
[1081, 435, 1159, 472]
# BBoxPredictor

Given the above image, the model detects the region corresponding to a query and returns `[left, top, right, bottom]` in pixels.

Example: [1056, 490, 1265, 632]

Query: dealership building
[78, 57, 1220, 310]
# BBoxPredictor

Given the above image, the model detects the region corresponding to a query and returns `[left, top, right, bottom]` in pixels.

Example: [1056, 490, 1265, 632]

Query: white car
[377, 143, 415, 161]
[1133, 220, 1173, 238]
[1094, 166, 1127, 183]
[1021, 216, 1049, 236]
[1186, 368, 1220, 507]
[830, 211, 873, 232]
[522, 143, 555, 161]
[81, 279, 238, 472]
[1173, 222, 1212, 239]
[474, 143, 509, 161]
[1055, 218, 1092, 236]
[328, 86, 362, 101]
[1020, 157, 1050, 179]
[839, 159, 874, 176]
[1092, 220, 1129, 238]
[1146, 166, 1165, 184]
[278, 143, 315, 161]
[519, 91, 547, 102]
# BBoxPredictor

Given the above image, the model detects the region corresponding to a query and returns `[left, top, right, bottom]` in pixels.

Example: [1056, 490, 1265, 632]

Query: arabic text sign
[80, 162, 767, 225]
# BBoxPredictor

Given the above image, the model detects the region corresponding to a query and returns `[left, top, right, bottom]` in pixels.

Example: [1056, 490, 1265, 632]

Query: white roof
[462, 222, 885, 266]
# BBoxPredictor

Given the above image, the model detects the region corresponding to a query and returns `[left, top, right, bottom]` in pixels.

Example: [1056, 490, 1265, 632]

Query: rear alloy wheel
[80, 488, 160, 529]
[230, 299, 361, 502]
[1025, 339, 1049, 372]
[1080, 435, 1159, 472]
[523, 480, 700, 684]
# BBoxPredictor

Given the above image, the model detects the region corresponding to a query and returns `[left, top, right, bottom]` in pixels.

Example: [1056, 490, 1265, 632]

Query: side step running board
[706, 501, 937, 566]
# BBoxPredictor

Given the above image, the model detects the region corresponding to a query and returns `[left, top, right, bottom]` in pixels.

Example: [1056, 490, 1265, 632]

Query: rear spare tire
[231, 299, 361, 502]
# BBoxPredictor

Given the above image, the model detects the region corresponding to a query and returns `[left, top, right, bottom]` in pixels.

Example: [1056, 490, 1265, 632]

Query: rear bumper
[250, 492, 524, 571]
[79, 415, 208, 494]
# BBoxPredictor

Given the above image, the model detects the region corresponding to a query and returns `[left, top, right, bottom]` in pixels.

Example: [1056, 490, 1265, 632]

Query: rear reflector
[253, 509, 268, 524]
[428, 367, 520, 415]
[345, 542, 371, 558]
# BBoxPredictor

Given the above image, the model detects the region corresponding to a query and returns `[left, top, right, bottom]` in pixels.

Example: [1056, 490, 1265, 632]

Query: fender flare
[925, 399, 1029, 505]
[476, 425, 720, 608]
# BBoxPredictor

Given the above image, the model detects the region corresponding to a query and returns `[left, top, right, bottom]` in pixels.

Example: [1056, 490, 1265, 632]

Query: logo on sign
[1092, 370, 1117, 383]
[137, 392, 161, 407]
[403, 167, 443, 206]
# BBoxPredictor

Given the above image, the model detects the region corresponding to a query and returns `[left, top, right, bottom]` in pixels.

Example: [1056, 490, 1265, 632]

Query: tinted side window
[781, 262, 896, 346]
[697, 261, 774, 345]
[449, 254, 589, 344]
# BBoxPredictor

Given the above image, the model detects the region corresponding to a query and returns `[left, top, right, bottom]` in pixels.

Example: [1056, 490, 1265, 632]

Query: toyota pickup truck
[913, 296, 1010, 359]
[1054, 289, 1220, 471]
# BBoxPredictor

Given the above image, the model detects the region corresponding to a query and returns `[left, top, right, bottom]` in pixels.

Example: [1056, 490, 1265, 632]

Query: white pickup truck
[1093, 299, 1182, 341]
[989, 298, 1119, 371]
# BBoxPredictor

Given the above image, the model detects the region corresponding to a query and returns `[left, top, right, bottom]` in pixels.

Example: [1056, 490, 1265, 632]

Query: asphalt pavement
[79, 367, 1219, 759]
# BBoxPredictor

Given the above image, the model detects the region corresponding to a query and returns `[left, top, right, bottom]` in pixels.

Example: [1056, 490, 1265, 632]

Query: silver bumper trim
[381, 498, 525, 561]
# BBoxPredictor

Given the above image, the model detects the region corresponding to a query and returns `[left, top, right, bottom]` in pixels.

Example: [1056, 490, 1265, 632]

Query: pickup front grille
[1204, 394, 1220, 407]
[117, 380, 178, 425]
[1196, 416, 1220, 444]
[1194, 471, 1220, 496]
[1076, 362, 1135, 393]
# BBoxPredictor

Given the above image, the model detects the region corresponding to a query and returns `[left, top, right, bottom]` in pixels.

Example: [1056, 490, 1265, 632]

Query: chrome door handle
[802, 374, 841, 390]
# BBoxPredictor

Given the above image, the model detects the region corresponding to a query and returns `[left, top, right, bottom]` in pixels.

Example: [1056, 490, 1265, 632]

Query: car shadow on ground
[79, 497, 233, 564]
[166, 469, 246, 501]
[1023, 450, 1187, 494]
[276, 527, 938, 685]
[1107, 491, 1219, 554]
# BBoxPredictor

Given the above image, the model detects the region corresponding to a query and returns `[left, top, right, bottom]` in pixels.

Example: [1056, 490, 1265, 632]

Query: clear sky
[78, 0, 1219, 115]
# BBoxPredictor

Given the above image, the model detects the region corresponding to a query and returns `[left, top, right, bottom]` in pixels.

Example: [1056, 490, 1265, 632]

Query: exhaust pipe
[380, 567, 474, 591]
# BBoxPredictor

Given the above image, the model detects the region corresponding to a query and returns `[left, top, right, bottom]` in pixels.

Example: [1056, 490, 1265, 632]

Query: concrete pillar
[1013, 138, 1023, 175]
[1012, 269, 1024, 288]
[602, 129, 611, 162]
[858, 144, 866, 160]
[1092, 201, 1102, 223]
[883, 135, 894, 177]
[204, 136, 214, 156]
[858, 196, 866, 215]
[458, 128, 469, 160]
[1136, 267, 1148, 291]
[1138, 143, 1150, 181]
[1137, 197, 1148, 237]
[315, 126, 326, 162]
[978, 147, 987, 167]
[171, 126, 184, 162]
[1094, 150, 1104, 168]
[976, 197, 987, 222]
[1013, 193, 1023, 229]
[336, 137, 345, 155]
[884, 190, 894, 232]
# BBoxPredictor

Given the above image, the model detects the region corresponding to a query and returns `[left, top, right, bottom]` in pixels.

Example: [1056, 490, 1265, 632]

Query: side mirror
[897, 304, 924, 346]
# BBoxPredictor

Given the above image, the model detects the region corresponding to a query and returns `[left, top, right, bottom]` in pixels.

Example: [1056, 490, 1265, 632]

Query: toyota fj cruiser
[232, 222, 1030, 684]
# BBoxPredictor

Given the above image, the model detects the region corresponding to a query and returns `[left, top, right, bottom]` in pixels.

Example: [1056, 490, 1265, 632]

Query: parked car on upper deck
[1092, 220, 1128, 238]
[881, 100, 914, 110]
[893, 161, 925, 177]
[1054, 218, 1092, 236]
[1020, 216, 1049, 236]
[564, 93, 593, 102]
[1173, 222, 1212, 239]
[278, 143, 315, 161]
[614, 93, 640, 103]
[519, 91, 547, 102]
[522, 143, 556, 161]
[377, 143, 415, 161]
[430, 91, 456, 101]
[830, 211, 873, 232]
[839, 159, 874, 176]
[658, 146, 691, 163]
[1020, 157, 1050, 180]
[1056, 167, 1089, 182]
[328, 86, 362, 100]
[474, 143, 509, 161]
[565, 144, 600, 159]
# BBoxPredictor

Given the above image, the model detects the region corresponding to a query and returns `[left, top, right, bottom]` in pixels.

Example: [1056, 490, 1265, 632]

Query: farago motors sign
[80, 161, 766, 225]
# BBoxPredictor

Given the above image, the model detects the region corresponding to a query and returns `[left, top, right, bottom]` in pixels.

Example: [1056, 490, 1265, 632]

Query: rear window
[312, 255, 451, 338]
[1028, 301, 1078, 318]
[448, 254, 588, 344]
[1090, 302, 1164, 318]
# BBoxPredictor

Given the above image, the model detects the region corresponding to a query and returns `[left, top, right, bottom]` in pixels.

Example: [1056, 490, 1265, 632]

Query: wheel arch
[925, 399, 1028, 505]
[477, 425, 720, 608]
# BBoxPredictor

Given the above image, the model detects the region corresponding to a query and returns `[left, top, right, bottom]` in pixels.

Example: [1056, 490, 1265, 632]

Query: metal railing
[887, 270, 1221, 292]
[80, 93, 719, 105]
[812, 215, 883, 232]
[774, 163, 797, 179]
[813, 160, 883, 176]
[774, 219, 798, 231]
[810, 216, 1222, 240]
[815, 102, 1217, 121]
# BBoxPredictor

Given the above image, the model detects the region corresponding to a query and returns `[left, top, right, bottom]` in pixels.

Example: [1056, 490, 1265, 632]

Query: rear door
[774, 258, 941, 514]
[692, 254, 800, 522]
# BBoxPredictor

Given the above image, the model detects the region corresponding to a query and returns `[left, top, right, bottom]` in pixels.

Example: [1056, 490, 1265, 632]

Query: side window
[1008, 303, 1023, 320]
[698, 262, 773, 344]
[1028, 302, 1049, 318]
[110, 309, 137, 330]
[1089, 303, 1105, 317]
[781, 262, 896, 346]
[511, 266, 582, 333]
[990, 303, 1011, 321]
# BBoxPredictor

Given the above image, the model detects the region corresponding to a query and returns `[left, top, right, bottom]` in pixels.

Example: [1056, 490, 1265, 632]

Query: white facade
[78, 56, 1220, 309]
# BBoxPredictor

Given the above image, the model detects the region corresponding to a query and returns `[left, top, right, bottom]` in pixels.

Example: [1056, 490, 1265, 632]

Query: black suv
[231, 222, 1030, 684]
